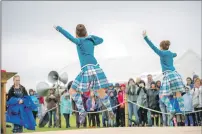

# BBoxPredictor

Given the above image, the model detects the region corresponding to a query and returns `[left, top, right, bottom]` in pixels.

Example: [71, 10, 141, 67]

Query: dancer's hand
[142, 30, 147, 38]
[53, 25, 59, 31]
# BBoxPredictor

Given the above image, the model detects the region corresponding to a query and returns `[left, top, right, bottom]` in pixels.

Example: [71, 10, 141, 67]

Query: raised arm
[143, 31, 164, 57]
[90, 35, 103, 46]
[55, 26, 80, 45]
[172, 52, 177, 58]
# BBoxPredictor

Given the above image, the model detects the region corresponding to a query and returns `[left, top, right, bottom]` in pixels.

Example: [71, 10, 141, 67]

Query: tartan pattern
[100, 95, 112, 112]
[13, 124, 23, 133]
[161, 96, 175, 113]
[177, 96, 185, 112]
[71, 64, 109, 92]
[160, 71, 185, 96]
[71, 93, 85, 114]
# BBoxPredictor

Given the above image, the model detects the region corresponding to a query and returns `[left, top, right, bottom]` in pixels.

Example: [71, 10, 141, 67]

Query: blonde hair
[13, 75, 20, 81]
[195, 78, 201, 83]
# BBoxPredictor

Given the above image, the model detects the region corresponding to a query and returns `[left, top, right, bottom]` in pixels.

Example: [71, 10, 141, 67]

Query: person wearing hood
[108, 90, 118, 127]
[137, 80, 148, 126]
[60, 92, 72, 128]
[147, 81, 160, 126]
[108, 83, 117, 97]
[126, 78, 139, 127]
[183, 86, 194, 126]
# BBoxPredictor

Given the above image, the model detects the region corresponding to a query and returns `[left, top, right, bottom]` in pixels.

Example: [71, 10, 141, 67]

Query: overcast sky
[2, 1, 201, 91]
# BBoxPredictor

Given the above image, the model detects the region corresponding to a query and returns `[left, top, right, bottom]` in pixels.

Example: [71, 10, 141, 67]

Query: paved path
[25, 127, 201, 134]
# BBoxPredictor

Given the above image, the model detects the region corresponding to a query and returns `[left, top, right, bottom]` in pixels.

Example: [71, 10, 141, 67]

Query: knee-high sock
[161, 96, 175, 113]
[71, 93, 85, 114]
[176, 96, 185, 112]
[100, 95, 112, 112]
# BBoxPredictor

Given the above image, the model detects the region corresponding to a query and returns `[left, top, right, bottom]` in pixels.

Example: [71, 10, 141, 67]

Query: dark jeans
[138, 107, 148, 126]
[119, 108, 125, 127]
[95, 113, 100, 127]
[88, 112, 100, 127]
[63, 113, 70, 128]
[32, 111, 38, 120]
[48, 110, 57, 127]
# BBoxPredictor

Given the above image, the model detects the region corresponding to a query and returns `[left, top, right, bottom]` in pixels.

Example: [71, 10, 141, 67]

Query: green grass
[6, 114, 103, 134]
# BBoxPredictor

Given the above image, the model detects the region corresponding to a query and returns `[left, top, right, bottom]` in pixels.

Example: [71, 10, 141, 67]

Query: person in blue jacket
[29, 89, 39, 121]
[60, 92, 72, 128]
[7, 75, 28, 133]
[54, 24, 114, 124]
[143, 31, 185, 122]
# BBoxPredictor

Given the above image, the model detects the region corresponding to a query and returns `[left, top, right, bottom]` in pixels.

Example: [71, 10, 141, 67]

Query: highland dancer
[142, 30, 185, 122]
[54, 24, 115, 124]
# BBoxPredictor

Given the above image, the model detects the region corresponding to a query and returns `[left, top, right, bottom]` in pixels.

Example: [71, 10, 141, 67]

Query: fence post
[124, 91, 129, 127]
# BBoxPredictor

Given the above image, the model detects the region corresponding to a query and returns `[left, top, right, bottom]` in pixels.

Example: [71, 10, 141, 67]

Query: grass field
[6, 114, 103, 134]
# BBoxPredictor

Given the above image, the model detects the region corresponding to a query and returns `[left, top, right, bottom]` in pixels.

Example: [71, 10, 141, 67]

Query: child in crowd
[60, 92, 72, 128]
[183, 86, 194, 126]
[118, 84, 126, 127]
[29, 89, 39, 121]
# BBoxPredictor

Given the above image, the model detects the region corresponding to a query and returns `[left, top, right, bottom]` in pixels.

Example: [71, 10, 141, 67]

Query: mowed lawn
[6, 114, 104, 134]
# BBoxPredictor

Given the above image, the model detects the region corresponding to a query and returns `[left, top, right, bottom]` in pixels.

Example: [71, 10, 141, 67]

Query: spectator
[29, 89, 39, 121]
[126, 78, 139, 127]
[147, 81, 160, 126]
[86, 91, 100, 127]
[146, 74, 153, 126]
[46, 89, 58, 128]
[114, 83, 120, 127]
[7, 75, 28, 133]
[191, 78, 202, 126]
[193, 74, 199, 83]
[137, 80, 148, 126]
[201, 79, 202, 87]
[183, 86, 194, 126]
[101, 104, 109, 127]
[108, 83, 117, 97]
[95, 96, 101, 127]
[146, 74, 153, 89]
[118, 84, 126, 127]
[60, 92, 72, 128]
[186, 77, 194, 89]
[114, 83, 120, 97]
[136, 77, 141, 87]
[108, 90, 118, 127]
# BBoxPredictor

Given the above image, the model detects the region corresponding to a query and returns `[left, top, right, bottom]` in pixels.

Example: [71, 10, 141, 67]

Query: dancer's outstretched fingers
[142, 30, 147, 37]
[53, 25, 58, 31]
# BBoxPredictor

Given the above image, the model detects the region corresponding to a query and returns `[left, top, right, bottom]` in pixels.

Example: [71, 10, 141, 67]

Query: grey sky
[2, 1, 201, 91]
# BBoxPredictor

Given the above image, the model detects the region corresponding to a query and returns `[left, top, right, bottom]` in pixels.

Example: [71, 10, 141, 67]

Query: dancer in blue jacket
[142, 30, 185, 121]
[54, 24, 114, 124]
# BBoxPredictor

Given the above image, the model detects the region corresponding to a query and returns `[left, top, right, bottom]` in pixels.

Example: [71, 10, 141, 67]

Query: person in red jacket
[118, 84, 126, 127]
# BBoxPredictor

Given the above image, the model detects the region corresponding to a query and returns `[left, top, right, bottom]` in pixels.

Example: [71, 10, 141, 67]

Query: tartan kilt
[71, 64, 109, 93]
[160, 70, 185, 96]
